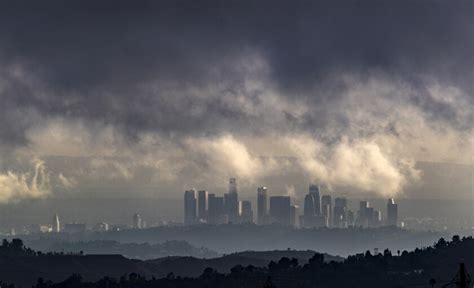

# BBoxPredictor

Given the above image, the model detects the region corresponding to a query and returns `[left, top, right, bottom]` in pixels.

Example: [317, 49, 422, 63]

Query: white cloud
[0, 158, 51, 203]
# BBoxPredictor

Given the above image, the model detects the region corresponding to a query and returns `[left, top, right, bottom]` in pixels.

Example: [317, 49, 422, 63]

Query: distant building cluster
[183, 178, 399, 228]
[47, 212, 148, 234]
[19, 178, 399, 236]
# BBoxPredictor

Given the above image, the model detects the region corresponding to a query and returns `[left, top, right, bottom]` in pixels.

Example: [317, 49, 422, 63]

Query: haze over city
[0, 1, 472, 287]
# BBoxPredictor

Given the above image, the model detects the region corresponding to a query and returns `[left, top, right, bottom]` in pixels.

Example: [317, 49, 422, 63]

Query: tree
[263, 277, 276, 288]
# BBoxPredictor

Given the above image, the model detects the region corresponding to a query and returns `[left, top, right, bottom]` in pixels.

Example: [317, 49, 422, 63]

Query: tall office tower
[257, 186, 268, 225]
[224, 178, 239, 223]
[321, 204, 331, 224]
[52, 214, 60, 233]
[269, 196, 291, 226]
[346, 210, 355, 227]
[365, 206, 375, 227]
[333, 206, 346, 228]
[358, 200, 370, 227]
[228, 177, 238, 194]
[335, 197, 347, 208]
[133, 213, 142, 229]
[224, 192, 239, 223]
[309, 184, 321, 215]
[387, 198, 398, 226]
[208, 194, 226, 224]
[303, 194, 315, 228]
[321, 195, 332, 226]
[333, 197, 348, 228]
[240, 200, 253, 223]
[371, 209, 382, 227]
[184, 190, 197, 225]
[197, 190, 208, 222]
[207, 194, 217, 224]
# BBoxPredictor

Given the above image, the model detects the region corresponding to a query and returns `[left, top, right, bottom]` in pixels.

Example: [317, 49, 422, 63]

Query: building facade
[184, 189, 197, 225]
[257, 186, 268, 225]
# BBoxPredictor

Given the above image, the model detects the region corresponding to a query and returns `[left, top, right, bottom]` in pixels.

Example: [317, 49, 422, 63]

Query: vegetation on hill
[1, 236, 473, 287]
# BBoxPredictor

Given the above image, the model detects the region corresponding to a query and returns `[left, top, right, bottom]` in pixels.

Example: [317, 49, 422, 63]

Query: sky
[0, 0, 472, 203]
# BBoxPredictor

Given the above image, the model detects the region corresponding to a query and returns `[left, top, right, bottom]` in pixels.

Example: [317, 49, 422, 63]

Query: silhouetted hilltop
[0, 239, 341, 287]
[228, 250, 343, 263]
[145, 250, 343, 277]
[3, 235, 471, 288]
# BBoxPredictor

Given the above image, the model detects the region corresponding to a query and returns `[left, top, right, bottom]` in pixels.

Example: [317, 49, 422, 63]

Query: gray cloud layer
[0, 0, 472, 201]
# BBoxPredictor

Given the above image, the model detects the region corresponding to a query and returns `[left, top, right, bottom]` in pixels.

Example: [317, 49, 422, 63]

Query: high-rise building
[198, 190, 208, 222]
[208, 194, 226, 224]
[321, 195, 332, 226]
[303, 194, 315, 228]
[240, 200, 253, 223]
[346, 210, 355, 227]
[269, 196, 291, 226]
[358, 200, 370, 227]
[387, 198, 398, 226]
[333, 197, 348, 228]
[371, 209, 382, 227]
[257, 186, 268, 225]
[309, 184, 321, 215]
[365, 206, 375, 227]
[133, 213, 142, 229]
[184, 190, 197, 225]
[224, 192, 239, 223]
[225, 178, 239, 223]
[228, 177, 238, 194]
[52, 214, 60, 233]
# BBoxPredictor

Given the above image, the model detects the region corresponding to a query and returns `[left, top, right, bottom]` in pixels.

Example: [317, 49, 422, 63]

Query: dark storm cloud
[0, 0, 472, 142]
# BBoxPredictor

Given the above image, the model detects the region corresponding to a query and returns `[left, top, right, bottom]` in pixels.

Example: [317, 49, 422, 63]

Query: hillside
[145, 250, 343, 277]
[7, 235, 473, 288]
[0, 239, 341, 287]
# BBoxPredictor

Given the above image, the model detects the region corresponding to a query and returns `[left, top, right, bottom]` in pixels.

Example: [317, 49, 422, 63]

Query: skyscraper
[240, 200, 253, 223]
[257, 186, 268, 225]
[224, 192, 239, 223]
[228, 177, 238, 194]
[133, 213, 142, 229]
[269, 196, 291, 226]
[358, 200, 370, 227]
[52, 213, 60, 233]
[333, 197, 348, 228]
[346, 210, 355, 227]
[387, 198, 398, 226]
[309, 184, 321, 215]
[184, 189, 197, 225]
[321, 195, 332, 226]
[224, 178, 239, 223]
[198, 190, 208, 222]
[303, 194, 315, 228]
[208, 194, 226, 224]
[207, 193, 216, 223]
[371, 209, 382, 227]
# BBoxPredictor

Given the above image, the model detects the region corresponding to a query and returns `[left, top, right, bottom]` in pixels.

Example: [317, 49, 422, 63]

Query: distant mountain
[36, 240, 219, 259]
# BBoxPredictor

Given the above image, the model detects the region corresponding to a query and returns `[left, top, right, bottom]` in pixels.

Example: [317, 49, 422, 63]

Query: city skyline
[181, 177, 399, 229]
[0, 2, 471, 287]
